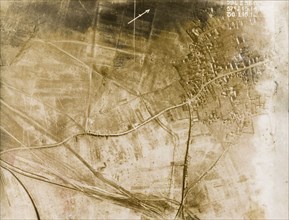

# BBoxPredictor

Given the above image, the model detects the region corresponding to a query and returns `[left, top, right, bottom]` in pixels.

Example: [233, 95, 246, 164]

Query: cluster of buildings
[173, 13, 268, 112]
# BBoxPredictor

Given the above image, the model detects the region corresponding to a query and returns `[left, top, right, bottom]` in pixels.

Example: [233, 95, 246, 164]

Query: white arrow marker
[128, 9, 150, 24]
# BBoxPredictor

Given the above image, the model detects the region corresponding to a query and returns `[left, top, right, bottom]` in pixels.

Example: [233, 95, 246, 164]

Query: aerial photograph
[0, 0, 288, 219]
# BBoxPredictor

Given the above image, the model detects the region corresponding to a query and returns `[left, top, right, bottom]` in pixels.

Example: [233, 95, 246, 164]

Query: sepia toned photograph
[0, 0, 288, 219]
